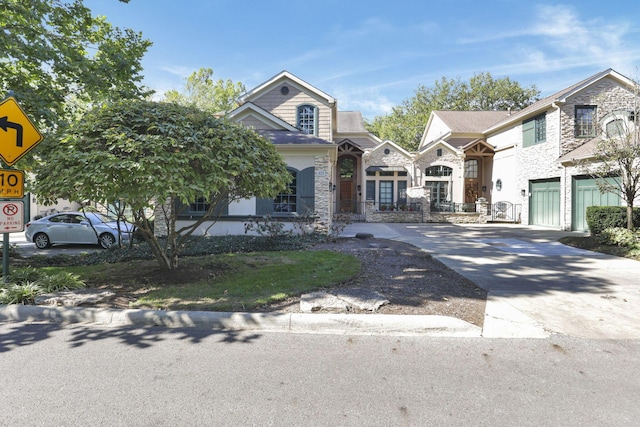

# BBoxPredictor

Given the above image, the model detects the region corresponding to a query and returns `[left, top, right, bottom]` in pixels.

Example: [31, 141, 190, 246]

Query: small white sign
[0, 201, 24, 233]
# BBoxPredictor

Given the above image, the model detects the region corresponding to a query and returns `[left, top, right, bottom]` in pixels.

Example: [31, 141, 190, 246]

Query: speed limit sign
[0, 169, 24, 198]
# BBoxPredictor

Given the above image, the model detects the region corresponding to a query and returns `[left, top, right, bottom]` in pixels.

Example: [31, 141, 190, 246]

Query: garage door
[529, 179, 560, 227]
[572, 176, 620, 232]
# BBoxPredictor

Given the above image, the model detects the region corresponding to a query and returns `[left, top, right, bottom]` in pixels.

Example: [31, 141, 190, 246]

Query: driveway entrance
[341, 222, 640, 339]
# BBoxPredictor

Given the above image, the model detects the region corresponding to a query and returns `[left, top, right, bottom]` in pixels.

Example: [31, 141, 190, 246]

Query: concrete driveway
[341, 222, 640, 339]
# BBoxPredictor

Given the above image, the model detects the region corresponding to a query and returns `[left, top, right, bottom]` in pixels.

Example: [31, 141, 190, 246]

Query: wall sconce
[481, 186, 487, 192]
[357, 184, 361, 195]
[521, 189, 526, 197]
[329, 182, 336, 192]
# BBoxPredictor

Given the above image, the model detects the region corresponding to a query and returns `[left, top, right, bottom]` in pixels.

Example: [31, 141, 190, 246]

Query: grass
[42, 249, 361, 311]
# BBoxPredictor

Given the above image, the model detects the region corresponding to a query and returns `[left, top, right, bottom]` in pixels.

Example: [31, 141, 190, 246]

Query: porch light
[521, 189, 526, 197]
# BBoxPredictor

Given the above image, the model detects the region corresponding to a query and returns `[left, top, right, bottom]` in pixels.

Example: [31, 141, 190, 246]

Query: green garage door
[529, 179, 560, 227]
[572, 176, 620, 232]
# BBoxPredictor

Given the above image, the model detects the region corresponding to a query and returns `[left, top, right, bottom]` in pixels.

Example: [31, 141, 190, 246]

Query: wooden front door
[340, 181, 355, 212]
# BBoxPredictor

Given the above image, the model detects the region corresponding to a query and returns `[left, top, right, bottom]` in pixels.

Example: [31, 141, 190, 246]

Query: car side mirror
[80, 220, 90, 226]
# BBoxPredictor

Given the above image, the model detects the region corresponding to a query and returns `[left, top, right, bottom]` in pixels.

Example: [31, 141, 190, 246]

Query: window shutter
[298, 167, 315, 214]
[255, 198, 273, 215]
[522, 118, 535, 148]
[366, 180, 375, 201]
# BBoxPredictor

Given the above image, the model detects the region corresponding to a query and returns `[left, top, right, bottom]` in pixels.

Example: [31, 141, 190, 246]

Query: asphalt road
[1, 322, 638, 426]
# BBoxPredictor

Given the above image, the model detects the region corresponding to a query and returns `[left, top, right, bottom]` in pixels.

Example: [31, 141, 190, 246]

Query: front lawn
[28, 249, 360, 311]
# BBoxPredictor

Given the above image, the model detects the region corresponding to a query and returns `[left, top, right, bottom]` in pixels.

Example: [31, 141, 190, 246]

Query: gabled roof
[433, 111, 511, 133]
[485, 68, 637, 133]
[240, 70, 336, 106]
[336, 137, 378, 150]
[227, 102, 297, 131]
[417, 138, 460, 156]
[370, 139, 413, 158]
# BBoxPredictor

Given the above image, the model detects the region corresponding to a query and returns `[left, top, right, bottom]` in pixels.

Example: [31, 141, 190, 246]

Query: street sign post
[0, 169, 24, 198]
[0, 201, 24, 233]
[0, 96, 42, 281]
[0, 97, 44, 166]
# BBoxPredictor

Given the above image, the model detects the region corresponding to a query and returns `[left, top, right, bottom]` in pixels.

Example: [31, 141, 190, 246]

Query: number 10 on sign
[0, 169, 24, 198]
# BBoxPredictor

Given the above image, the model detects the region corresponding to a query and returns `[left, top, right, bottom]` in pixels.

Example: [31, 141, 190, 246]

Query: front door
[339, 156, 357, 213]
[464, 159, 479, 204]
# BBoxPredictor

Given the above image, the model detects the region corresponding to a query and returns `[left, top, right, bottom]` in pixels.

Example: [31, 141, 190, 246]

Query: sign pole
[2, 231, 8, 283]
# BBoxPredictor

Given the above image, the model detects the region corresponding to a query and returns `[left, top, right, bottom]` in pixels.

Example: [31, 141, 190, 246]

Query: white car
[25, 212, 134, 249]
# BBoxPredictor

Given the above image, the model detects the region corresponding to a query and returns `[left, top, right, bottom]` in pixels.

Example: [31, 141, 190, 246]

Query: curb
[0, 304, 482, 337]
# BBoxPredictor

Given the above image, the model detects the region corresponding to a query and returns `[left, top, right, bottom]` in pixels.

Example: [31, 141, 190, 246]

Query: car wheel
[99, 233, 116, 249]
[34, 233, 51, 249]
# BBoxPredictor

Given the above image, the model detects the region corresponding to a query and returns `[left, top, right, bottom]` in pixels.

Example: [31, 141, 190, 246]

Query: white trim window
[297, 104, 317, 136]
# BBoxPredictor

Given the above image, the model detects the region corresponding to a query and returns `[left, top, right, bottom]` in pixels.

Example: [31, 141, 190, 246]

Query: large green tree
[0, 0, 150, 133]
[163, 68, 245, 114]
[33, 100, 291, 269]
[366, 72, 540, 151]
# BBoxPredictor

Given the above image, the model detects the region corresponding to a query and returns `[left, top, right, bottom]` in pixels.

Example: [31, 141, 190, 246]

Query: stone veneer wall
[559, 78, 638, 156]
[365, 145, 414, 177]
[314, 154, 332, 233]
[364, 198, 489, 224]
[557, 78, 637, 229]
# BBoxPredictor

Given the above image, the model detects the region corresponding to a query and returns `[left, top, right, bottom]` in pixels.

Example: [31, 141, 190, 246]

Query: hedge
[586, 206, 640, 234]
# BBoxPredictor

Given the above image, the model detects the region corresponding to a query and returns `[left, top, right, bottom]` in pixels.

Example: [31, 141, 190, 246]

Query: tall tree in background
[366, 72, 540, 151]
[164, 68, 245, 114]
[0, 0, 151, 134]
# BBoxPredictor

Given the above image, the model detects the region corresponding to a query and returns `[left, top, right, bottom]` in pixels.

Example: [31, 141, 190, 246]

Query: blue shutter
[298, 167, 315, 214]
[255, 198, 273, 215]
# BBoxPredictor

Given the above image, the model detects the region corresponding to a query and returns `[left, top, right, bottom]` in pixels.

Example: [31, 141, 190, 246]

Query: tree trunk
[627, 203, 634, 231]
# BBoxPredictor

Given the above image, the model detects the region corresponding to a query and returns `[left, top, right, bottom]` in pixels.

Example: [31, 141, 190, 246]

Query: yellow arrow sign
[0, 97, 44, 166]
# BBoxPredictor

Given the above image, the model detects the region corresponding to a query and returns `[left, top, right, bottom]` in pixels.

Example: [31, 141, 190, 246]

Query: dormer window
[602, 110, 635, 139]
[297, 104, 317, 136]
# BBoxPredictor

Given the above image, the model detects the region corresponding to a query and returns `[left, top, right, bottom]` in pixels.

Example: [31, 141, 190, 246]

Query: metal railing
[431, 202, 477, 213]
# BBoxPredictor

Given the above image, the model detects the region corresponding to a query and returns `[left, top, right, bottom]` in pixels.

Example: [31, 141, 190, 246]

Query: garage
[572, 176, 620, 232]
[529, 179, 560, 227]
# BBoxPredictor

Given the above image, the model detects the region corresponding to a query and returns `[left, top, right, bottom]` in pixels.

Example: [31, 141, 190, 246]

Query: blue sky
[85, 0, 640, 120]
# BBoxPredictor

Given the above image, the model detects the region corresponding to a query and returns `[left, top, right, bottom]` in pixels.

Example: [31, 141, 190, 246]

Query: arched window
[297, 104, 317, 135]
[340, 157, 355, 178]
[425, 165, 452, 177]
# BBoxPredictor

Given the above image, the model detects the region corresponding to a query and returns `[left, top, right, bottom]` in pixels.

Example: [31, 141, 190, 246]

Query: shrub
[597, 227, 640, 248]
[0, 282, 40, 304]
[8, 266, 43, 284]
[37, 272, 86, 293]
[586, 206, 640, 235]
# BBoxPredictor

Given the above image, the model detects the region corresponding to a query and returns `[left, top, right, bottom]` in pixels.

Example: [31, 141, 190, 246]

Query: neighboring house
[416, 68, 638, 231]
[485, 68, 637, 231]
